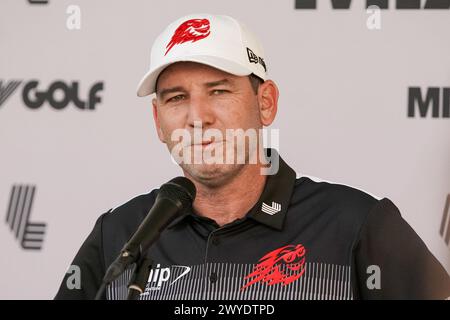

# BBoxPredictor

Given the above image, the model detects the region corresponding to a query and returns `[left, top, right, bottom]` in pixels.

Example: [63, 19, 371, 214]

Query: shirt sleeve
[353, 198, 450, 299]
[54, 211, 109, 300]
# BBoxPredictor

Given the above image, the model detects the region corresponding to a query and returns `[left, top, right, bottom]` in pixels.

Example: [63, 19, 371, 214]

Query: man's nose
[186, 94, 215, 128]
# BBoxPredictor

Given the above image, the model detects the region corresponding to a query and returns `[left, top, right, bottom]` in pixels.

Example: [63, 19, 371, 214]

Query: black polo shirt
[55, 154, 450, 300]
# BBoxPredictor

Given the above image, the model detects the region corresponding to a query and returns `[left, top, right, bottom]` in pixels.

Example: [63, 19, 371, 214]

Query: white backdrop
[0, 0, 449, 299]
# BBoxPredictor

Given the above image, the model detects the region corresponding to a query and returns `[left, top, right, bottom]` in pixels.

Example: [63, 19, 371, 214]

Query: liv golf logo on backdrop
[5, 185, 46, 250]
[0, 80, 103, 110]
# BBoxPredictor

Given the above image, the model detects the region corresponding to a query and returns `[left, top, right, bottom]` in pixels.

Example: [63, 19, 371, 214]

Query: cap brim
[136, 55, 252, 97]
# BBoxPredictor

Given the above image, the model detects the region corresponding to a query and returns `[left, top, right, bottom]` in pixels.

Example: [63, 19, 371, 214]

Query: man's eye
[211, 89, 228, 95]
[167, 95, 185, 103]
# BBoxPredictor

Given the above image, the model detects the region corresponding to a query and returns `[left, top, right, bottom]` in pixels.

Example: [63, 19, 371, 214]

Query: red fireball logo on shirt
[165, 18, 211, 56]
[241, 244, 306, 290]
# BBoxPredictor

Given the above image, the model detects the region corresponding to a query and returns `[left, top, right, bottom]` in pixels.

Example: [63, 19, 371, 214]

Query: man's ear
[152, 98, 166, 143]
[257, 80, 279, 126]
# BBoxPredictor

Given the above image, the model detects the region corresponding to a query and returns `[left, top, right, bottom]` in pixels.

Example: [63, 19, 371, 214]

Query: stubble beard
[170, 141, 256, 188]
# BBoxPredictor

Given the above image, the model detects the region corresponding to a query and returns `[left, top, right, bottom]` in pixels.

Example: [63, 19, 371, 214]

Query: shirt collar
[246, 149, 296, 230]
[167, 149, 296, 231]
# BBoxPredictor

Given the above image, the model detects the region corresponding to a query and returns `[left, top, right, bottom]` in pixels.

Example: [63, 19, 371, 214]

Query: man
[55, 13, 450, 300]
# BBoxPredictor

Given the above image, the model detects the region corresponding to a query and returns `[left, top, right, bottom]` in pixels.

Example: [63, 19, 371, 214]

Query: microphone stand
[94, 246, 152, 300]
[127, 255, 153, 300]
[94, 245, 141, 300]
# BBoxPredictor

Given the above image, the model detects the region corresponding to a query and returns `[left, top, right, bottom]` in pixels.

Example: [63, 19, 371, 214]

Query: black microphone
[96, 177, 196, 298]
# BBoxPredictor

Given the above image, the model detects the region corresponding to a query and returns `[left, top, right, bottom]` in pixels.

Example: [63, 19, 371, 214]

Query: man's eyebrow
[157, 86, 185, 100]
[204, 79, 232, 88]
[157, 79, 233, 99]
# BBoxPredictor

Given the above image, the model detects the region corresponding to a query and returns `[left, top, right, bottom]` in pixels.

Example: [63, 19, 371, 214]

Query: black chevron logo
[5, 185, 46, 250]
[0, 80, 21, 107]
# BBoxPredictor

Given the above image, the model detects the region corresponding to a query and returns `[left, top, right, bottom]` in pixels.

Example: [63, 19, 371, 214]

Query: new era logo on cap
[247, 48, 266, 72]
[262, 202, 281, 215]
[136, 14, 268, 97]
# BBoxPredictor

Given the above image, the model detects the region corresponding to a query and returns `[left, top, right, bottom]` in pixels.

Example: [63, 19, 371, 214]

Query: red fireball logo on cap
[165, 18, 211, 56]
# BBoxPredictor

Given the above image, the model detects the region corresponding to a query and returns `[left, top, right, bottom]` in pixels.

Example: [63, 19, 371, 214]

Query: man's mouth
[192, 140, 224, 147]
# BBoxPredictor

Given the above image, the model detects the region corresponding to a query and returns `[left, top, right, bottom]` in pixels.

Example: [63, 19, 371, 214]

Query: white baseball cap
[136, 13, 268, 97]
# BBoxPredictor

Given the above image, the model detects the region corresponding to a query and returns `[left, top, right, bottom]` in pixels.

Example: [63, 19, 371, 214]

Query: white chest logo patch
[261, 202, 281, 215]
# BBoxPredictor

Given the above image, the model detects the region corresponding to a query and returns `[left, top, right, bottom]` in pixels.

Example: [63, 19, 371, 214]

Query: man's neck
[187, 165, 267, 227]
